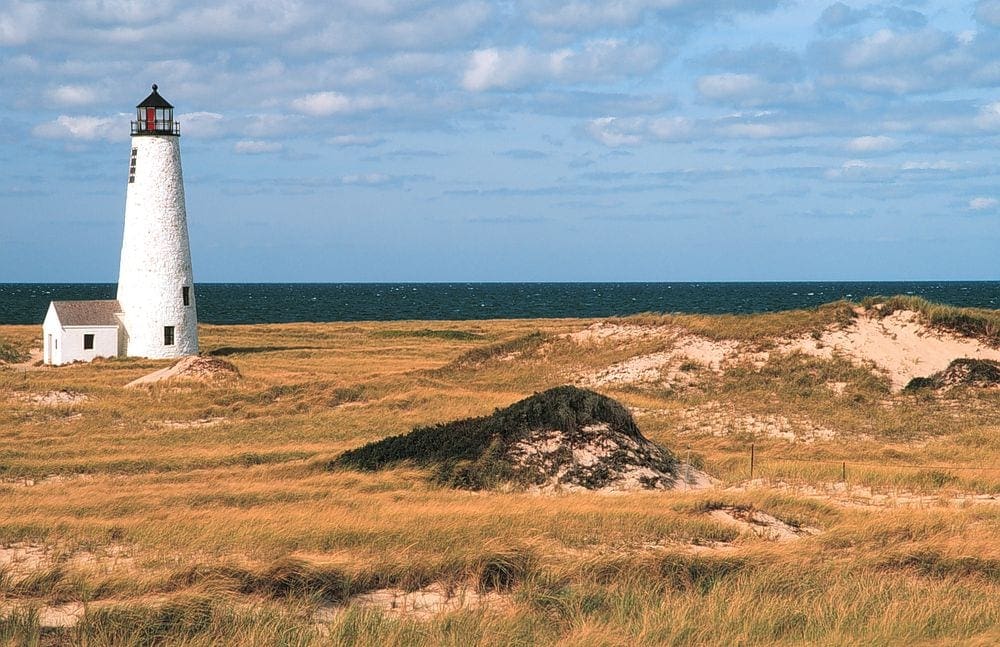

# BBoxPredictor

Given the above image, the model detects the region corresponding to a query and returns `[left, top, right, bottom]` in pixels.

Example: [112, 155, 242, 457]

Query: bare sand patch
[567, 322, 662, 344]
[0, 596, 172, 629]
[0, 542, 136, 579]
[314, 584, 510, 623]
[157, 417, 227, 429]
[677, 403, 838, 443]
[15, 389, 89, 406]
[670, 464, 719, 491]
[708, 507, 820, 541]
[1, 474, 92, 489]
[582, 334, 743, 388]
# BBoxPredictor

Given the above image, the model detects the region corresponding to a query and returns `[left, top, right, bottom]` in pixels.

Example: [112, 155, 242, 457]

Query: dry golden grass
[1, 305, 999, 645]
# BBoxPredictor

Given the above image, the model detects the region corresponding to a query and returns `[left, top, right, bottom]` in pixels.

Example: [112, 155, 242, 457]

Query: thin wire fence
[736, 443, 1000, 480]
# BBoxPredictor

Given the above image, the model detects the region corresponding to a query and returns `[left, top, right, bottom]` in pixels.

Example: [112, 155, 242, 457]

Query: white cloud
[824, 159, 888, 181]
[6, 54, 39, 72]
[825, 159, 975, 182]
[0, 1, 42, 46]
[585, 117, 645, 146]
[840, 28, 949, 69]
[341, 173, 392, 185]
[648, 116, 695, 140]
[176, 111, 225, 138]
[328, 134, 384, 147]
[975, 0, 1000, 28]
[47, 84, 98, 106]
[75, 0, 177, 25]
[292, 92, 350, 116]
[462, 40, 662, 91]
[291, 92, 392, 116]
[696, 72, 813, 107]
[717, 120, 817, 139]
[900, 160, 962, 171]
[974, 101, 1000, 129]
[697, 73, 764, 100]
[969, 196, 998, 210]
[584, 115, 695, 146]
[32, 114, 127, 141]
[234, 140, 283, 154]
[846, 135, 898, 153]
[243, 114, 297, 138]
[527, 0, 781, 32]
[294, 1, 491, 54]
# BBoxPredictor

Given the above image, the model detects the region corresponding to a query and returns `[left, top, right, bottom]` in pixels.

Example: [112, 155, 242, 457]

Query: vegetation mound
[126, 356, 241, 388]
[905, 358, 1000, 391]
[332, 386, 678, 491]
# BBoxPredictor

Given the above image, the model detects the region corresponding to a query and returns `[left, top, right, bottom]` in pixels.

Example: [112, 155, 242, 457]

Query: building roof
[136, 84, 173, 109]
[51, 300, 122, 327]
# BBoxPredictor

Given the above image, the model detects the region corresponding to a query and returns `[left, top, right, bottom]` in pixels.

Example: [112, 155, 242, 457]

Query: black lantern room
[131, 84, 179, 136]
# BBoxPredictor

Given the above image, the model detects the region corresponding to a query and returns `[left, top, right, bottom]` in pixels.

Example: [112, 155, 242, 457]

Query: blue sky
[2, 0, 999, 282]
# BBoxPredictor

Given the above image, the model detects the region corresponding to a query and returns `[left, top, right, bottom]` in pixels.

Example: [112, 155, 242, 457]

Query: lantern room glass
[131, 105, 179, 135]
[136, 107, 174, 133]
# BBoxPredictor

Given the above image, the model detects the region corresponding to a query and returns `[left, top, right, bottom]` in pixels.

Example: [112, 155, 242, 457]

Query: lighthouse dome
[137, 84, 174, 109]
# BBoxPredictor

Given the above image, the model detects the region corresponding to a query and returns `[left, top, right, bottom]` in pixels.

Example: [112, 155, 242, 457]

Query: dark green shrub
[477, 549, 535, 592]
[331, 386, 673, 490]
[0, 339, 27, 363]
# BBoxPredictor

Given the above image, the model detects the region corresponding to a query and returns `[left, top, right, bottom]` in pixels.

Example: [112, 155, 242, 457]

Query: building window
[83, 334, 94, 350]
[164, 326, 175, 346]
[182, 286, 190, 306]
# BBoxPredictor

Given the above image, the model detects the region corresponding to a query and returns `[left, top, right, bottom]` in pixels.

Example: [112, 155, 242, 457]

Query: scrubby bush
[904, 358, 1000, 391]
[331, 386, 673, 489]
[0, 339, 27, 363]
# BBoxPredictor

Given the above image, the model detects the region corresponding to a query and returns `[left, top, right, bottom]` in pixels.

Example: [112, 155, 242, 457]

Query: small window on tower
[182, 286, 190, 306]
[164, 326, 175, 346]
[83, 334, 94, 350]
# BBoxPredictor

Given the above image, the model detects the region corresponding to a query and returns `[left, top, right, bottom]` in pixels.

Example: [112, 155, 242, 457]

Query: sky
[2, 0, 999, 282]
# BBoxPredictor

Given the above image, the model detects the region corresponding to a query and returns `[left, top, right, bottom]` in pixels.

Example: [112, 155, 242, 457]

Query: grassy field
[1, 301, 999, 645]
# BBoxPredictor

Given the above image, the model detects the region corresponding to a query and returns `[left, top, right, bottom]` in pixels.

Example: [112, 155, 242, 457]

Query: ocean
[1, 282, 997, 325]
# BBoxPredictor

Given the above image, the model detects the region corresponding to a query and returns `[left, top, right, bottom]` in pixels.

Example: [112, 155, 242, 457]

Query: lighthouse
[116, 84, 198, 358]
[42, 85, 199, 365]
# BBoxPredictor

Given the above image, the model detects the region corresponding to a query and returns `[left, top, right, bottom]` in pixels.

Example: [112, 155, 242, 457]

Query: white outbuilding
[42, 300, 123, 366]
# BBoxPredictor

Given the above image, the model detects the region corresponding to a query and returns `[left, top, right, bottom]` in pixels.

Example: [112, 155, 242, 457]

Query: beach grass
[1, 298, 999, 644]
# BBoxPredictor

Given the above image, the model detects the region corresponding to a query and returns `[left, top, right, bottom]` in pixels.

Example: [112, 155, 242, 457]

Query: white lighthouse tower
[116, 85, 198, 358]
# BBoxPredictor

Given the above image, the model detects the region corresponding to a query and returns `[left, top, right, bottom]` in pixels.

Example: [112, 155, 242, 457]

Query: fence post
[750, 443, 755, 480]
[842, 461, 846, 483]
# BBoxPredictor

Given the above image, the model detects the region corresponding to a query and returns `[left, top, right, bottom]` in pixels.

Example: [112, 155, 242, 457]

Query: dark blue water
[1, 282, 996, 325]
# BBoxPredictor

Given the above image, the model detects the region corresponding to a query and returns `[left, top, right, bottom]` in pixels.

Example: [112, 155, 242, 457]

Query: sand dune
[577, 309, 1000, 392]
